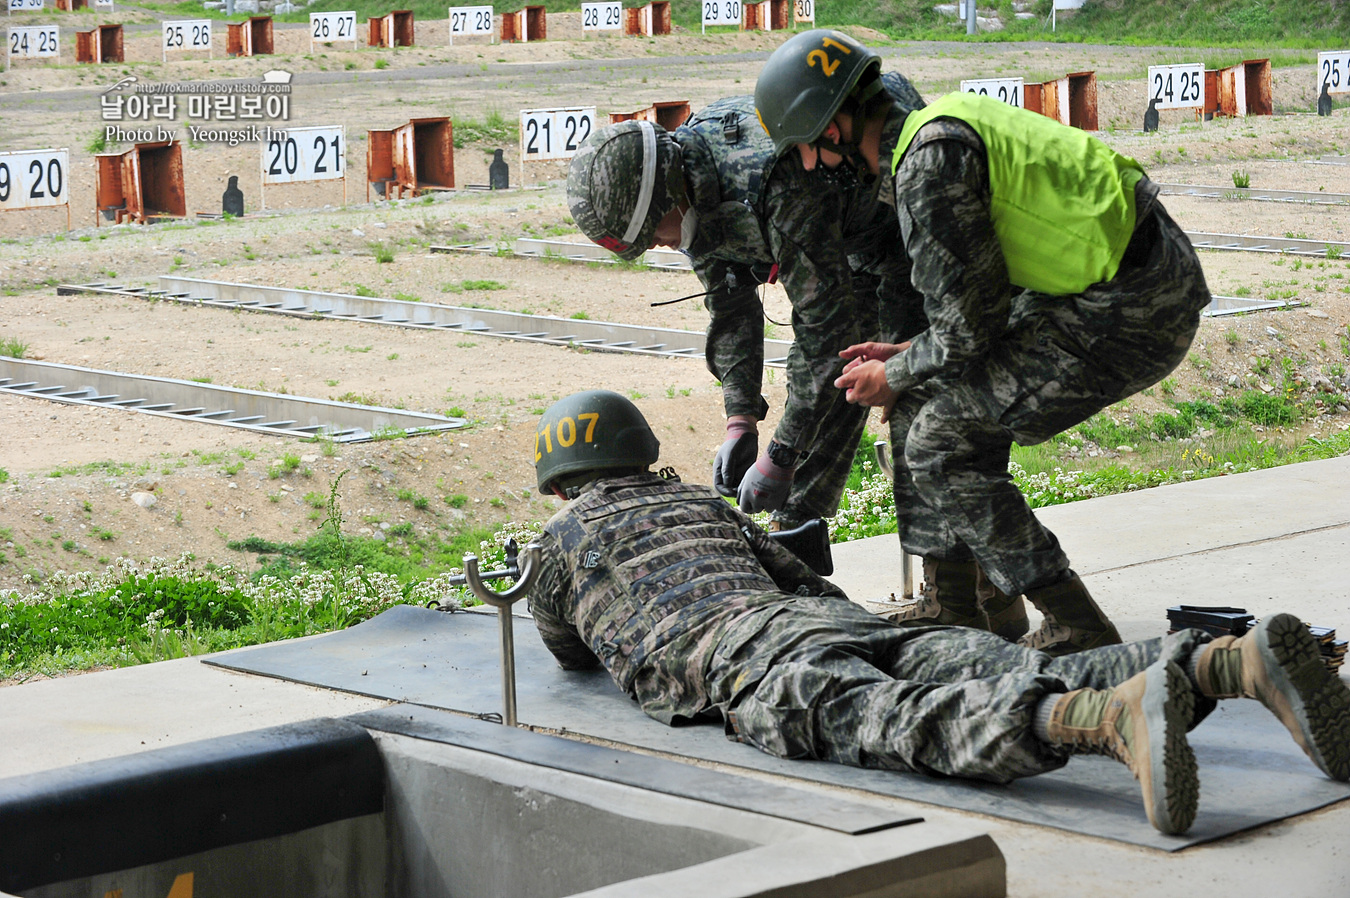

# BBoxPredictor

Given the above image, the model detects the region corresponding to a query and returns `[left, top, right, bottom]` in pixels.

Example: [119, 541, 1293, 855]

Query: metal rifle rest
[873, 441, 914, 600]
[461, 542, 544, 727]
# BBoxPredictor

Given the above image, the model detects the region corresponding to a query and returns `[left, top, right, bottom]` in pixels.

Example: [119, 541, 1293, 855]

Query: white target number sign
[961, 78, 1024, 108]
[8, 25, 59, 60]
[793, 0, 814, 24]
[162, 20, 212, 53]
[0, 149, 68, 211]
[519, 107, 595, 161]
[1148, 63, 1204, 110]
[448, 6, 494, 39]
[581, 1, 622, 31]
[7, 0, 46, 11]
[262, 126, 345, 185]
[1318, 51, 1350, 95]
[310, 11, 357, 44]
[702, 0, 742, 27]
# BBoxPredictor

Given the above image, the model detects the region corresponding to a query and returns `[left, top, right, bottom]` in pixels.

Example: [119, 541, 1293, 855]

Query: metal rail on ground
[1184, 232, 1350, 257]
[57, 278, 796, 367]
[0, 357, 464, 442]
[431, 238, 693, 270]
[1157, 183, 1350, 205]
[1308, 155, 1349, 166]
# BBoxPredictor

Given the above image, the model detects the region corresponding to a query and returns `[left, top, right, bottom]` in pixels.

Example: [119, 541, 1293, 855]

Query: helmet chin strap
[810, 131, 869, 177]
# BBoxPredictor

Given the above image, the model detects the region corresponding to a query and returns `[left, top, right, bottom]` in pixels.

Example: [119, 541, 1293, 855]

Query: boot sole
[1256, 613, 1350, 781]
[1142, 660, 1199, 835]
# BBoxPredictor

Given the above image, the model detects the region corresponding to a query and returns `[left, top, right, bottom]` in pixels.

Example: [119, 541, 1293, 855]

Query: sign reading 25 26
[519, 108, 595, 161]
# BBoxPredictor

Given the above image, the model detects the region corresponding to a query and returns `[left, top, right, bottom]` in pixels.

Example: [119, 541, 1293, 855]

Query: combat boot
[976, 566, 1029, 641]
[1043, 661, 1198, 834]
[1018, 572, 1122, 656]
[1194, 613, 1350, 781]
[884, 559, 985, 629]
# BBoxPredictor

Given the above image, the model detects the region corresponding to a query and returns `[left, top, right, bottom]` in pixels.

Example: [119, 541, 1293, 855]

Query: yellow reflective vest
[893, 92, 1144, 296]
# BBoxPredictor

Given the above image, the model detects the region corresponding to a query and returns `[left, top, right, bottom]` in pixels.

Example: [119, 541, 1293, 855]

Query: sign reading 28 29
[519, 108, 595, 161]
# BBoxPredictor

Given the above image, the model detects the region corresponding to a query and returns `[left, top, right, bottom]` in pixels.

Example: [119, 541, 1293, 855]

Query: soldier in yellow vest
[755, 31, 1211, 656]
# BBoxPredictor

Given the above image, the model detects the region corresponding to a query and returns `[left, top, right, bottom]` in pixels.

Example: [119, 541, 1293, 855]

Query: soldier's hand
[835, 359, 901, 422]
[737, 453, 794, 513]
[713, 416, 759, 497]
[839, 341, 909, 366]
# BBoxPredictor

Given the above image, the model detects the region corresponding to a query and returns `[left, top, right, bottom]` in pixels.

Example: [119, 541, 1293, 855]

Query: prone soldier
[527, 390, 1350, 836]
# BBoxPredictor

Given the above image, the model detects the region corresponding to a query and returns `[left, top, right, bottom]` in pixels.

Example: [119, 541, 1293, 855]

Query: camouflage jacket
[676, 73, 925, 438]
[527, 472, 848, 724]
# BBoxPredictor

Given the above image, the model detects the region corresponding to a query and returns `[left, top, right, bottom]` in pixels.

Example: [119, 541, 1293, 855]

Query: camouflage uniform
[678, 73, 927, 526]
[528, 472, 1213, 781]
[874, 109, 1212, 596]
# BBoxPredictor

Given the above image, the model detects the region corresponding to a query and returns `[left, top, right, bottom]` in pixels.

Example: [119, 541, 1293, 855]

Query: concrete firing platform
[4, 455, 1350, 896]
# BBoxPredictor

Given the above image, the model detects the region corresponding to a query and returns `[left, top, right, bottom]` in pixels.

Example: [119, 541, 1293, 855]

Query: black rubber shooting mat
[206, 605, 1350, 851]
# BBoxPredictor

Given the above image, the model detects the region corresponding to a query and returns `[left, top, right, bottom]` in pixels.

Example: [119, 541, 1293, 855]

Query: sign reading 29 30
[261, 126, 345, 184]
[519, 108, 595, 161]
[0, 149, 68, 211]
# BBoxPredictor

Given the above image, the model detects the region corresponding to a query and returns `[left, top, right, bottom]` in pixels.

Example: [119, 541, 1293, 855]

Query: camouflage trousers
[709, 596, 1213, 783]
[776, 262, 927, 529]
[886, 198, 1211, 595]
[776, 389, 870, 528]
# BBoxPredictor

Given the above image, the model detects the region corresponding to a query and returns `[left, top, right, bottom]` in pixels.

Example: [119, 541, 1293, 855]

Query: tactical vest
[893, 92, 1144, 296]
[675, 96, 779, 266]
[544, 475, 781, 693]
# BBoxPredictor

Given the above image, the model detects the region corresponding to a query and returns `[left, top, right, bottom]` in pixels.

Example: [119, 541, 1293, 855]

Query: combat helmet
[535, 390, 660, 495]
[567, 120, 686, 261]
[754, 29, 883, 156]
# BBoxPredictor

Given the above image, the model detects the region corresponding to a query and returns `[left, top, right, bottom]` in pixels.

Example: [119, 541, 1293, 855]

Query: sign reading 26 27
[262, 126, 345, 185]
[535, 412, 601, 462]
[519, 108, 595, 161]
[0, 149, 68, 211]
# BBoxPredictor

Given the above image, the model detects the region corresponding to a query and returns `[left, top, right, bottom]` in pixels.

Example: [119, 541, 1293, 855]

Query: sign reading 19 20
[0, 149, 68, 211]
[1148, 63, 1204, 110]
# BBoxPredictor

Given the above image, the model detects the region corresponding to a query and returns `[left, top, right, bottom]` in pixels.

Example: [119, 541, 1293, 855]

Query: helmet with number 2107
[534, 390, 661, 494]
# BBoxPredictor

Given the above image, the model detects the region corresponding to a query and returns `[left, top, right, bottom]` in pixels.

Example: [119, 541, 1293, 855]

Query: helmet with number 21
[754, 29, 882, 156]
